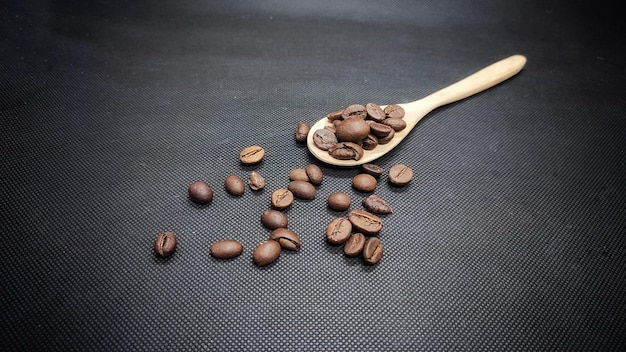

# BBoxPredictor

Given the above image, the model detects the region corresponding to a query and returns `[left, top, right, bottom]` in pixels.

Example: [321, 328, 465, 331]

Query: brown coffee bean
[249, 171, 266, 191]
[365, 103, 386, 122]
[239, 145, 265, 165]
[378, 128, 395, 144]
[325, 217, 352, 245]
[383, 117, 407, 132]
[287, 180, 316, 200]
[362, 194, 392, 214]
[344, 233, 366, 257]
[388, 164, 413, 186]
[328, 142, 364, 161]
[361, 163, 384, 178]
[335, 117, 370, 143]
[289, 168, 310, 182]
[348, 209, 382, 236]
[327, 192, 351, 211]
[384, 104, 405, 119]
[341, 104, 367, 119]
[269, 228, 301, 251]
[352, 173, 377, 193]
[361, 134, 378, 150]
[210, 239, 243, 259]
[252, 240, 281, 266]
[225, 175, 245, 196]
[369, 122, 394, 138]
[362, 237, 383, 265]
[295, 121, 310, 143]
[271, 188, 294, 210]
[260, 209, 288, 230]
[326, 108, 344, 121]
[305, 164, 323, 185]
[312, 129, 338, 151]
[188, 181, 213, 204]
[154, 231, 177, 258]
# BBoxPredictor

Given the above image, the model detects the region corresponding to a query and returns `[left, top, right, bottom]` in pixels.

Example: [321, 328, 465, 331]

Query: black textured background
[1, 1, 625, 351]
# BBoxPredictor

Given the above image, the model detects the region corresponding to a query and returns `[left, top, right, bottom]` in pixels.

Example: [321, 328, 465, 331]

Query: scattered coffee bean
[335, 117, 370, 143]
[388, 164, 413, 186]
[384, 104, 405, 118]
[361, 163, 384, 178]
[328, 142, 364, 160]
[252, 240, 281, 266]
[295, 121, 310, 143]
[225, 175, 245, 196]
[239, 145, 265, 165]
[365, 103, 386, 122]
[188, 181, 213, 204]
[154, 231, 177, 258]
[383, 117, 407, 132]
[260, 209, 288, 230]
[305, 164, 324, 185]
[325, 217, 352, 245]
[362, 237, 383, 265]
[269, 228, 301, 251]
[327, 192, 351, 211]
[287, 180, 316, 200]
[289, 168, 310, 182]
[348, 209, 382, 235]
[362, 194, 393, 214]
[343, 233, 366, 257]
[210, 239, 243, 259]
[271, 188, 294, 210]
[249, 171, 266, 191]
[352, 173, 377, 193]
[313, 129, 338, 151]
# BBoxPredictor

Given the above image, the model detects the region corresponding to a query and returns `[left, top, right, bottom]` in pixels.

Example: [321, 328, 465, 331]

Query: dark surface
[1, 1, 625, 351]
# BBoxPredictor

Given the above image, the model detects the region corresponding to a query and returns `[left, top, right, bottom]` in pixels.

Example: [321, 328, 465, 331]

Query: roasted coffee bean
[289, 168, 310, 182]
[249, 171, 266, 191]
[362, 194, 393, 214]
[239, 145, 265, 165]
[365, 103, 386, 122]
[252, 240, 281, 266]
[210, 239, 243, 259]
[313, 129, 338, 151]
[384, 104, 405, 118]
[305, 164, 323, 185]
[269, 228, 301, 251]
[388, 164, 413, 186]
[324, 125, 336, 133]
[325, 217, 352, 245]
[326, 108, 344, 121]
[188, 181, 213, 204]
[327, 192, 351, 211]
[154, 231, 177, 258]
[348, 209, 382, 235]
[328, 142, 364, 160]
[352, 173, 377, 193]
[361, 163, 384, 178]
[378, 128, 395, 144]
[341, 104, 367, 119]
[287, 180, 316, 200]
[362, 237, 383, 265]
[261, 209, 288, 230]
[271, 188, 294, 210]
[361, 134, 378, 150]
[369, 122, 394, 138]
[344, 233, 366, 257]
[295, 121, 310, 143]
[335, 117, 370, 143]
[225, 175, 245, 196]
[383, 117, 407, 132]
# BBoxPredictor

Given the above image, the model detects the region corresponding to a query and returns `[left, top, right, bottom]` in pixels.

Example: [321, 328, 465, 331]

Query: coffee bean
[287, 180, 316, 200]
[361, 134, 378, 150]
[249, 171, 266, 191]
[225, 175, 245, 196]
[154, 231, 177, 258]
[328, 142, 364, 161]
[341, 104, 367, 119]
[289, 168, 310, 182]
[326, 108, 344, 121]
[295, 121, 310, 143]
[362, 194, 393, 214]
[388, 164, 413, 186]
[260, 209, 288, 230]
[239, 145, 265, 165]
[325, 217, 352, 245]
[335, 117, 370, 143]
[305, 164, 323, 185]
[269, 228, 301, 251]
[210, 239, 243, 259]
[369, 122, 394, 138]
[361, 163, 384, 178]
[343, 233, 366, 257]
[383, 117, 407, 132]
[384, 104, 405, 119]
[352, 173, 377, 193]
[377, 128, 395, 144]
[271, 188, 294, 210]
[348, 209, 382, 235]
[327, 192, 351, 211]
[252, 240, 281, 266]
[188, 181, 213, 204]
[362, 237, 383, 265]
[313, 129, 338, 151]
[365, 103, 386, 122]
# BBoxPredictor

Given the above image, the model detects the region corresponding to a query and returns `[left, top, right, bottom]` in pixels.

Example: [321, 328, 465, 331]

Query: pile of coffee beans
[310, 103, 407, 160]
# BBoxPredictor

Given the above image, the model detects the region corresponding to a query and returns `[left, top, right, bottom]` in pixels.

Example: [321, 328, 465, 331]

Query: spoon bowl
[307, 54, 527, 166]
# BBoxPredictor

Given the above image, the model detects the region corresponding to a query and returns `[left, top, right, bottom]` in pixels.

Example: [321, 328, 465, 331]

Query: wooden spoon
[306, 54, 527, 166]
